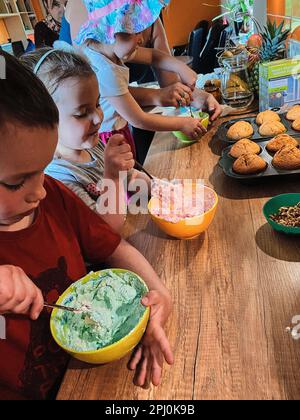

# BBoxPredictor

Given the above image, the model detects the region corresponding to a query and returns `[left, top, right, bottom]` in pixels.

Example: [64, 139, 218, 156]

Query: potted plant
[204, 0, 254, 36]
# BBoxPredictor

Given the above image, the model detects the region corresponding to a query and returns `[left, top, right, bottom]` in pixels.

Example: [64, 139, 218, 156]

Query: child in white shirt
[75, 0, 208, 157]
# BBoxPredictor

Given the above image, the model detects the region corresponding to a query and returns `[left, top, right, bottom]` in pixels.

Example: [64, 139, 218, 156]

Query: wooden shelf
[0, 13, 19, 18]
[0, 0, 44, 47]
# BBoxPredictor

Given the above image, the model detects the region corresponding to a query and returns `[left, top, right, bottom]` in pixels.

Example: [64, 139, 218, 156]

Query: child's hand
[104, 134, 135, 180]
[180, 117, 207, 140]
[128, 290, 174, 388]
[0, 265, 44, 320]
[157, 82, 193, 108]
[204, 93, 222, 121]
[192, 90, 222, 122]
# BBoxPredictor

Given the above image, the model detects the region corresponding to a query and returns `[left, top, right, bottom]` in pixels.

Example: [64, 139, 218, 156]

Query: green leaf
[212, 11, 233, 21]
[205, 0, 255, 24]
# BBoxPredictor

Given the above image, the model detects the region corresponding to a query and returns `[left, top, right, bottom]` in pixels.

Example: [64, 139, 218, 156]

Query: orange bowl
[148, 185, 218, 240]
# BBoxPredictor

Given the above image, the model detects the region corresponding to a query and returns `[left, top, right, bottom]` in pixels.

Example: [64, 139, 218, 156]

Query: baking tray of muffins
[218, 107, 300, 144]
[219, 134, 300, 180]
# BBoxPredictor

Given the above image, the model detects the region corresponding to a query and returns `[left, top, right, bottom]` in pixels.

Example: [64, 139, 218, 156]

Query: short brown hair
[0, 50, 59, 129]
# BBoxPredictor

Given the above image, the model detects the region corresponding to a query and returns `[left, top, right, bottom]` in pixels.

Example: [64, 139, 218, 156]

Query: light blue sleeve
[84, 48, 129, 97]
[45, 160, 78, 184]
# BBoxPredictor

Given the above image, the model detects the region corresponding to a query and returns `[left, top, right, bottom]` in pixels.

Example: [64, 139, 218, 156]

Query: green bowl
[173, 112, 209, 143]
[263, 193, 300, 235]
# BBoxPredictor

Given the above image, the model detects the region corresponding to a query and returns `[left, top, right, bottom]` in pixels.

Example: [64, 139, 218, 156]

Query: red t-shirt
[0, 176, 121, 400]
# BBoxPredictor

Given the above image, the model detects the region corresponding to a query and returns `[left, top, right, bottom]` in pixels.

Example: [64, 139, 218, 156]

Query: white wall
[253, 0, 267, 30]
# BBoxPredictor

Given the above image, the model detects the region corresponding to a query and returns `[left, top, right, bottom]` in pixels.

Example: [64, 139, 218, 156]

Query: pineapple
[248, 61, 260, 94]
[248, 20, 291, 95]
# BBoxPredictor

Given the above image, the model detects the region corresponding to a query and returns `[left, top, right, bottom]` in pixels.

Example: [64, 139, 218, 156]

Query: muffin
[227, 121, 254, 141]
[256, 110, 281, 126]
[204, 80, 221, 102]
[286, 105, 300, 121]
[266, 134, 298, 153]
[233, 153, 267, 175]
[204, 79, 221, 89]
[259, 121, 286, 137]
[273, 145, 300, 170]
[229, 139, 260, 158]
[292, 118, 300, 131]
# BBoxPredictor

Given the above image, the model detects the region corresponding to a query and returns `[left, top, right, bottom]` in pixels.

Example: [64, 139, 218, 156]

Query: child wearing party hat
[75, 0, 207, 155]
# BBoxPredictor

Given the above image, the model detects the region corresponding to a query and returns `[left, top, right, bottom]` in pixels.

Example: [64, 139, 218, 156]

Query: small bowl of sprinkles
[263, 194, 300, 235]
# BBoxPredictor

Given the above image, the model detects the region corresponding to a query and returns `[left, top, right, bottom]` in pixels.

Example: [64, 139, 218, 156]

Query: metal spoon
[134, 160, 154, 180]
[134, 161, 172, 188]
[44, 302, 91, 314]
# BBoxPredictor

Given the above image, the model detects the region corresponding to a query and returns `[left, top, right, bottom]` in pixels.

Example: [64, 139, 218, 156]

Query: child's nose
[26, 175, 47, 204]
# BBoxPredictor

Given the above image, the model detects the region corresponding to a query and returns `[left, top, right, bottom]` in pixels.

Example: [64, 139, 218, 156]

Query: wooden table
[57, 119, 300, 400]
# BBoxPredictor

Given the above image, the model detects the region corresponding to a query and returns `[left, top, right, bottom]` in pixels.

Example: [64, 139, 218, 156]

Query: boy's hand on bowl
[128, 290, 174, 388]
[0, 265, 44, 320]
[104, 134, 135, 180]
[181, 117, 207, 140]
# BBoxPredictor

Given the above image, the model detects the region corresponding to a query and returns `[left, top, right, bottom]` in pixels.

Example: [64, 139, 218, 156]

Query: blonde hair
[20, 47, 95, 97]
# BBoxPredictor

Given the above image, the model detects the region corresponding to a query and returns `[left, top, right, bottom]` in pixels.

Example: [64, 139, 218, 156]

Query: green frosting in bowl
[52, 270, 148, 352]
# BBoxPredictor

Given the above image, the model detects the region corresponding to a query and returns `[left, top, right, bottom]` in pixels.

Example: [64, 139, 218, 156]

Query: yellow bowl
[173, 112, 210, 143]
[148, 185, 218, 240]
[50, 269, 150, 365]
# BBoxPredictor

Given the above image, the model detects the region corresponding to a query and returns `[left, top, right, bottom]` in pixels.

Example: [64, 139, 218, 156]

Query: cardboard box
[259, 58, 300, 112]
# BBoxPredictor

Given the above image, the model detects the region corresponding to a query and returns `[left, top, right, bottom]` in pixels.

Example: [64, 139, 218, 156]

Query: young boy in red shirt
[0, 51, 173, 400]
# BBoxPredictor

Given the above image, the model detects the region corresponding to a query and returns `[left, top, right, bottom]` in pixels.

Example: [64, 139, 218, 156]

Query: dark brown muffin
[273, 145, 300, 170]
[233, 153, 267, 175]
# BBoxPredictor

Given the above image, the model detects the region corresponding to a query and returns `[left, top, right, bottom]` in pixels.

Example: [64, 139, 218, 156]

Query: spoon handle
[44, 302, 80, 313]
[134, 160, 154, 180]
